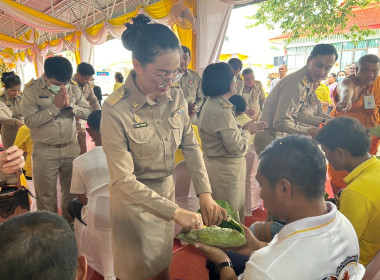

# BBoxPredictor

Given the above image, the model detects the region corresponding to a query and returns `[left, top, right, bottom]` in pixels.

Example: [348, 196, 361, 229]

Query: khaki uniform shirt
[101, 71, 212, 221]
[0, 91, 23, 122]
[259, 66, 316, 137]
[22, 77, 92, 145]
[296, 92, 332, 127]
[71, 74, 101, 111]
[199, 97, 250, 158]
[0, 97, 17, 124]
[178, 68, 203, 111]
[241, 80, 266, 120]
[234, 75, 244, 95]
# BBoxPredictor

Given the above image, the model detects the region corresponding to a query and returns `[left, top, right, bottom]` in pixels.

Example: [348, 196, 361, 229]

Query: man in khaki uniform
[228, 58, 244, 95]
[22, 56, 92, 222]
[270, 64, 288, 91]
[177, 46, 204, 124]
[254, 44, 338, 155]
[241, 68, 266, 121]
[71, 62, 101, 154]
[101, 70, 222, 280]
[295, 84, 332, 127]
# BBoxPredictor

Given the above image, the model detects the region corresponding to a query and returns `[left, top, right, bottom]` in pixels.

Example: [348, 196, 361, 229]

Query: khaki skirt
[110, 176, 175, 280]
[204, 156, 246, 223]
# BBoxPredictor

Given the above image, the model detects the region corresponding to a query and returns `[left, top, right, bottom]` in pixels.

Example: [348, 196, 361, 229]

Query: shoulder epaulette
[105, 87, 128, 107]
[219, 99, 231, 109]
[70, 79, 78, 86]
[239, 75, 244, 81]
[24, 78, 35, 88]
[0, 91, 5, 97]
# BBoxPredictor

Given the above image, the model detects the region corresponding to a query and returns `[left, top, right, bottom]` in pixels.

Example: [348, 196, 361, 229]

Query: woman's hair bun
[122, 14, 151, 51]
[1, 71, 15, 83]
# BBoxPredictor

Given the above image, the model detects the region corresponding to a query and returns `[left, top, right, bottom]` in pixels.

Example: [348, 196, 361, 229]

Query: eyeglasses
[146, 68, 183, 87]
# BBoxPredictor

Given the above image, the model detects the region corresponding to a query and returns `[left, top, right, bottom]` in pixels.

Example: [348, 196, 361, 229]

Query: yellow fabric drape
[219, 53, 249, 61]
[0, 0, 76, 31]
[108, 8, 140, 26]
[171, 0, 197, 70]
[145, 0, 177, 19]
[237, 54, 248, 60]
[0, 33, 34, 49]
[219, 54, 232, 60]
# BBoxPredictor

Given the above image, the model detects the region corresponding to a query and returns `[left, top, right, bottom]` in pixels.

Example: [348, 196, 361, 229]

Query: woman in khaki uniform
[199, 63, 267, 222]
[0, 72, 24, 149]
[100, 15, 227, 280]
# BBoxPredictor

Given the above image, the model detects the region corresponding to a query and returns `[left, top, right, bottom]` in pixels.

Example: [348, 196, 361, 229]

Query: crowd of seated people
[0, 13, 379, 280]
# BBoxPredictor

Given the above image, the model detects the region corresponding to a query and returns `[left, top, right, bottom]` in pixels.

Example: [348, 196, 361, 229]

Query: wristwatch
[216, 261, 233, 273]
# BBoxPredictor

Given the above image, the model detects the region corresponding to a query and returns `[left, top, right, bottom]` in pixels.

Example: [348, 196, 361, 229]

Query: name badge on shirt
[133, 122, 148, 128]
[39, 96, 49, 98]
[364, 95, 376, 109]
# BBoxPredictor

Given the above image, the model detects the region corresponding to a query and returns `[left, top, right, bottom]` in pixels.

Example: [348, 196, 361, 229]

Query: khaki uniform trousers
[110, 176, 175, 280]
[204, 156, 246, 223]
[254, 130, 285, 155]
[1, 123, 18, 149]
[32, 142, 79, 222]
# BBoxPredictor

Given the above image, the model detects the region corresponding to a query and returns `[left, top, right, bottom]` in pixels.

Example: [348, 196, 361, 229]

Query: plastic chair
[74, 183, 115, 280]
[363, 250, 380, 280]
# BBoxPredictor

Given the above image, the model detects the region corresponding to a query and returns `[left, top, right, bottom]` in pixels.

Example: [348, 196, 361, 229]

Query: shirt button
[143, 137, 147, 141]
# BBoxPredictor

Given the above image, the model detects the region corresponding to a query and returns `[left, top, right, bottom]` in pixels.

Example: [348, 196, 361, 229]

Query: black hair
[329, 72, 337, 78]
[202, 62, 234, 97]
[229, 95, 247, 114]
[44, 56, 73, 82]
[93, 85, 102, 102]
[1, 71, 21, 89]
[309, 44, 338, 61]
[182, 46, 191, 57]
[316, 117, 371, 157]
[228, 58, 243, 71]
[87, 110, 102, 131]
[357, 54, 380, 67]
[242, 68, 253, 76]
[337, 70, 346, 76]
[122, 14, 180, 65]
[258, 135, 326, 200]
[77, 62, 95, 77]
[115, 72, 124, 83]
[0, 211, 78, 280]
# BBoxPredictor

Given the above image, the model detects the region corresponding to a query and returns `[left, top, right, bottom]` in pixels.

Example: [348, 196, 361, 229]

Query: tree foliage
[249, 0, 379, 43]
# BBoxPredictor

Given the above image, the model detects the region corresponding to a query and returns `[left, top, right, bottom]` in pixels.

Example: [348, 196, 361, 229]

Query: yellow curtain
[219, 54, 232, 60]
[237, 54, 249, 60]
[170, 0, 197, 70]
[145, 0, 177, 19]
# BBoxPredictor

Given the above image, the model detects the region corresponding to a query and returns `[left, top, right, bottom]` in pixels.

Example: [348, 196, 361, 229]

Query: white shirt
[269, 78, 280, 92]
[70, 146, 110, 223]
[240, 202, 365, 280]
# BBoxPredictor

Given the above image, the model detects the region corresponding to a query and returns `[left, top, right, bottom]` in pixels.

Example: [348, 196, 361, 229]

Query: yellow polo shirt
[340, 156, 380, 266]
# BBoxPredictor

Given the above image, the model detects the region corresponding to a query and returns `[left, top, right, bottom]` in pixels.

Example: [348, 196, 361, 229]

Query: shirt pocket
[37, 97, 53, 109]
[127, 126, 160, 159]
[168, 115, 183, 147]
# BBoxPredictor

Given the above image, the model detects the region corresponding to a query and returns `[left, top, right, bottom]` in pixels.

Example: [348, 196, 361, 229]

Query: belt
[35, 142, 73, 148]
[53, 143, 71, 148]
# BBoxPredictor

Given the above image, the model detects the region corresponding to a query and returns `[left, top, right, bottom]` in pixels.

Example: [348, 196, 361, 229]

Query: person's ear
[76, 254, 87, 280]
[278, 178, 292, 200]
[133, 59, 144, 75]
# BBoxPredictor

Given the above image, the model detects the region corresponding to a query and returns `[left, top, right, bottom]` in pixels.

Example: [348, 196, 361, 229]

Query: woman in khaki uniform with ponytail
[0, 72, 24, 149]
[199, 63, 267, 222]
[100, 15, 227, 280]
